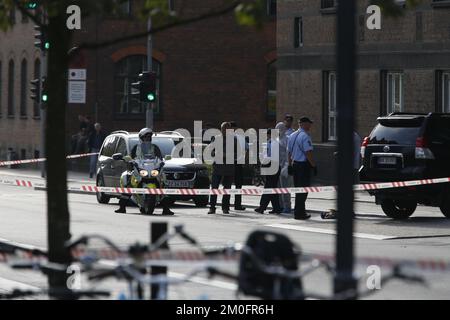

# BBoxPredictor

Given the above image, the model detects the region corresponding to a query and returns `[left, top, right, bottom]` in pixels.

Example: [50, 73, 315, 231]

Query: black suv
[95, 131, 210, 207]
[360, 113, 450, 219]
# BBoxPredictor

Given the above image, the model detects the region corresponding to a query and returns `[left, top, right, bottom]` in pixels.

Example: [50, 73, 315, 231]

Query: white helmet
[138, 128, 153, 142]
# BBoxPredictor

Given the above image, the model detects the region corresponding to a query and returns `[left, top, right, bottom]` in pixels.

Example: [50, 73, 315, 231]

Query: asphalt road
[1, 171, 450, 300]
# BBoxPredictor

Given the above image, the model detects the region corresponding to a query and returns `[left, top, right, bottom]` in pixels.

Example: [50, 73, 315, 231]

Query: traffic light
[34, 25, 49, 51]
[131, 71, 157, 102]
[41, 77, 48, 103]
[142, 71, 157, 102]
[30, 78, 41, 102]
[26, 1, 39, 9]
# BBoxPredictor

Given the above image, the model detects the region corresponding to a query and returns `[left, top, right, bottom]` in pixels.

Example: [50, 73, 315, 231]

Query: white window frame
[387, 72, 404, 114]
[328, 72, 337, 141]
[443, 72, 450, 113]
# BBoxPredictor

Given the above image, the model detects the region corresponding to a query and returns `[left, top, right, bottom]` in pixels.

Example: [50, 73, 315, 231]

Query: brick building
[278, 0, 450, 183]
[0, 0, 276, 161]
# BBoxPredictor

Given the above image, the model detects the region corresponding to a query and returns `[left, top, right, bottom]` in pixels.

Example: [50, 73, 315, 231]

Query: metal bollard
[150, 222, 168, 299]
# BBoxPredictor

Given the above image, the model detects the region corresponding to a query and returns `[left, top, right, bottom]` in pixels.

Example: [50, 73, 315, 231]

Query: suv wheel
[194, 196, 209, 207]
[440, 192, 450, 218]
[380, 199, 417, 220]
[96, 175, 111, 204]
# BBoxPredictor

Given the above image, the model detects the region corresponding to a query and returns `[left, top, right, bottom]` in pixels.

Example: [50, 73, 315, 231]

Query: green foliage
[371, 0, 423, 17]
[235, 0, 266, 29]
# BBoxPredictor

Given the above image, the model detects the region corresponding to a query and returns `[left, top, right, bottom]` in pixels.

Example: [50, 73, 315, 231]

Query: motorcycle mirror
[112, 153, 124, 161]
[164, 155, 172, 161]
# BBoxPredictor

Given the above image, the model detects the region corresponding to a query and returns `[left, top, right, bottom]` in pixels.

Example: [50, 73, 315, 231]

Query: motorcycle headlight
[139, 170, 149, 177]
[150, 170, 159, 177]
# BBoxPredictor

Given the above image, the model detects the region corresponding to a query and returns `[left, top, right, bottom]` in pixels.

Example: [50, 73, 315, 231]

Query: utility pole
[40, 50, 47, 178]
[334, 0, 358, 299]
[146, 17, 153, 129]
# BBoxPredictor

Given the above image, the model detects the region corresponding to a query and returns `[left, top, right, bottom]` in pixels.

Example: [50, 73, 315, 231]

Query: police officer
[287, 117, 317, 220]
[115, 128, 173, 215]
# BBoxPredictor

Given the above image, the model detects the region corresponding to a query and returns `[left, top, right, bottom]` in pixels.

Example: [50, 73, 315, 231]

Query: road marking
[265, 223, 397, 240]
[0, 277, 40, 292]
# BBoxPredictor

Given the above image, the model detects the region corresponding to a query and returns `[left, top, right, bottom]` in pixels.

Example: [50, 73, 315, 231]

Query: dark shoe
[115, 207, 126, 214]
[208, 208, 216, 214]
[162, 209, 175, 215]
[295, 213, 311, 220]
[234, 206, 246, 211]
[222, 208, 230, 214]
[254, 208, 264, 214]
[269, 209, 282, 214]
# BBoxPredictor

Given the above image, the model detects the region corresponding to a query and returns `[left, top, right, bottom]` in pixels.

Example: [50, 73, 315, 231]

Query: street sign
[68, 81, 86, 104]
[68, 68, 87, 81]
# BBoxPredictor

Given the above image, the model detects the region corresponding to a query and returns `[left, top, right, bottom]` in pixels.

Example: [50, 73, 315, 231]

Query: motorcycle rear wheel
[141, 195, 157, 215]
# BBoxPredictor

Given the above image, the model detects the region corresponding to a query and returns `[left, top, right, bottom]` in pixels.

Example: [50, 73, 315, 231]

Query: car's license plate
[165, 181, 191, 188]
[378, 157, 397, 165]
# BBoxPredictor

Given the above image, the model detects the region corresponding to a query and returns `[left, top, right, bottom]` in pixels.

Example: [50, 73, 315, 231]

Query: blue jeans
[89, 148, 100, 177]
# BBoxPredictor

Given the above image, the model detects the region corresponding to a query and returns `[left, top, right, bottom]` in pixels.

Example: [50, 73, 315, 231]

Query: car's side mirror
[112, 153, 124, 161]
[164, 155, 172, 161]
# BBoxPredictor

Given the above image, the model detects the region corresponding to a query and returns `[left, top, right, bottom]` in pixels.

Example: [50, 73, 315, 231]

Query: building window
[267, 0, 276, 16]
[20, 59, 28, 117]
[324, 72, 337, 141]
[33, 59, 41, 118]
[321, 0, 336, 9]
[442, 72, 450, 113]
[114, 55, 161, 117]
[294, 17, 303, 48]
[168, 0, 175, 12]
[8, 60, 15, 117]
[267, 60, 277, 118]
[386, 72, 404, 114]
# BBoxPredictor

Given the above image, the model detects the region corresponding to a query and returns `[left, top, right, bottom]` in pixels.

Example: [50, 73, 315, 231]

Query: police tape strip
[0, 153, 98, 167]
[2, 249, 450, 272]
[1, 175, 450, 196]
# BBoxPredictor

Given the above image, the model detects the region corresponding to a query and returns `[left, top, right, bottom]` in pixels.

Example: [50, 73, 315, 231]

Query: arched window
[20, 59, 28, 117]
[114, 55, 161, 117]
[8, 60, 14, 117]
[33, 59, 41, 118]
[267, 60, 277, 118]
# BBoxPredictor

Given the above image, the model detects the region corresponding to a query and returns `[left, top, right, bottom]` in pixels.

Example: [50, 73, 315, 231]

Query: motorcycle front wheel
[140, 195, 157, 215]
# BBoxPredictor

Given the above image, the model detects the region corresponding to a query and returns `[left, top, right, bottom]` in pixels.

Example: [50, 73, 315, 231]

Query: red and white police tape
[0, 152, 98, 167]
[1, 175, 450, 196]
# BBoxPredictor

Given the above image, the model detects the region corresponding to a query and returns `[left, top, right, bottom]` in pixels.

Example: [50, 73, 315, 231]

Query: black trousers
[234, 164, 244, 207]
[293, 161, 311, 217]
[209, 174, 233, 210]
[259, 166, 281, 211]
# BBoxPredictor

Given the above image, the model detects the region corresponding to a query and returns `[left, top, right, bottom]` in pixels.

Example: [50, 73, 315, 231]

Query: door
[99, 136, 118, 186]
[112, 137, 128, 187]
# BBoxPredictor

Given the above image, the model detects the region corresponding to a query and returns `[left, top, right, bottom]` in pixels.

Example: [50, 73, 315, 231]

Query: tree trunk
[45, 13, 73, 295]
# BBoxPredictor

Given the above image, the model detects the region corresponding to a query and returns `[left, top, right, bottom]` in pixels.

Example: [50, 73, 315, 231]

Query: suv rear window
[369, 123, 422, 145]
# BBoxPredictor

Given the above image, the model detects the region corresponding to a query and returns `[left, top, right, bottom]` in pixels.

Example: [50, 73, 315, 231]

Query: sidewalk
[0, 167, 374, 204]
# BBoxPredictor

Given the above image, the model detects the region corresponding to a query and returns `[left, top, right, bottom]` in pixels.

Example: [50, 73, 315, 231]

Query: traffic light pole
[40, 47, 48, 178]
[146, 17, 153, 129]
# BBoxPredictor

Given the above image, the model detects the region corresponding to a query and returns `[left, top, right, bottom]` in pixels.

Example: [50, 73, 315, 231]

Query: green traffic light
[42, 95, 48, 102]
[27, 2, 38, 9]
[44, 42, 50, 50]
[147, 93, 155, 101]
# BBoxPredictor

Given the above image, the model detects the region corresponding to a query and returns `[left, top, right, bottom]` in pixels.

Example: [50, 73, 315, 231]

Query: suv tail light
[415, 137, 435, 160]
[361, 136, 369, 159]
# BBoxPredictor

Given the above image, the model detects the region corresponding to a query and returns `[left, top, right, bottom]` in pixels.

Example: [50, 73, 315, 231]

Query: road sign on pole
[68, 81, 86, 104]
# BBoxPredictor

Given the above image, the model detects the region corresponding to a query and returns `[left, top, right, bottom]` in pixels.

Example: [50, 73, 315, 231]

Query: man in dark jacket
[88, 123, 107, 178]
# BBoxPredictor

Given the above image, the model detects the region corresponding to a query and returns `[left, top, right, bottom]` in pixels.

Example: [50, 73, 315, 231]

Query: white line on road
[265, 223, 397, 240]
[0, 277, 41, 292]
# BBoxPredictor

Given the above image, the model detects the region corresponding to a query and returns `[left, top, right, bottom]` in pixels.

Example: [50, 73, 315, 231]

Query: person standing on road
[274, 122, 292, 214]
[255, 129, 282, 214]
[88, 123, 107, 179]
[284, 114, 295, 137]
[208, 122, 237, 215]
[287, 117, 317, 220]
[230, 121, 247, 211]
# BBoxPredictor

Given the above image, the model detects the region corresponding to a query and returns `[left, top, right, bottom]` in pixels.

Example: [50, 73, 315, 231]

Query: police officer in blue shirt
[287, 117, 317, 220]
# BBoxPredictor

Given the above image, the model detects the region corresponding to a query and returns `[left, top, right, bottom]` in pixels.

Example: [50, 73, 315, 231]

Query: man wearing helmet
[115, 128, 173, 215]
